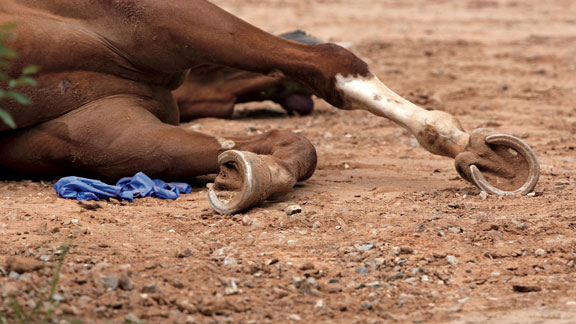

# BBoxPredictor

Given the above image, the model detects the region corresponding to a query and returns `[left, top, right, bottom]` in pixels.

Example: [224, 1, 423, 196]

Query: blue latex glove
[54, 172, 192, 201]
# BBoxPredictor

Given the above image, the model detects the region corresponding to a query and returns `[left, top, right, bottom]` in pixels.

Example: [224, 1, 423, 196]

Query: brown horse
[0, 0, 539, 213]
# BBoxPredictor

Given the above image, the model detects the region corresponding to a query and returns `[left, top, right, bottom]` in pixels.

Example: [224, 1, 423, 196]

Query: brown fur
[0, 0, 370, 181]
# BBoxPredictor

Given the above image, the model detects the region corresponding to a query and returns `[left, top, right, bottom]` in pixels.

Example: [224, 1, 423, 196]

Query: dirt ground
[2, 0, 576, 323]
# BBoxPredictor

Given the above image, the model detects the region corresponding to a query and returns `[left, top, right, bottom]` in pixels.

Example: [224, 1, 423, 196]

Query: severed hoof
[454, 130, 540, 195]
[208, 150, 272, 214]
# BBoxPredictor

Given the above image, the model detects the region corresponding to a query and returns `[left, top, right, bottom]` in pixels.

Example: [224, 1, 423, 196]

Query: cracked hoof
[208, 150, 272, 214]
[455, 130, 540, 195]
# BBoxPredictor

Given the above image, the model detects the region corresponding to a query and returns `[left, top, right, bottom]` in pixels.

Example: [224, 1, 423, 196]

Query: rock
[173, 279, 185, 289]
[273, 287, 290, 299]
[177, 249, 193, 258]
[329, 285, 343, 294]
[446, 255, 459, 266]
[1, 282, 18, 297]
[197, 297, 240, 316]
[220, 277, 240, 296]
[241, 215, 253, 226]
[6, 256, 43, 273]
[176, 298, 198, 314]
[513, 285, 542, 293]
[125, 313, 141, 323]
[535, 249, 546, 256]
[312, 221, 321, 229]
[285, 205, 302, 215]
[142, 283, 157, 293]
[288, 314, 302, 321]
[95, 275, 118, 291]
[356, 243, 375, 252]
[8, 271, 20, 279]
[388, 272, 405, 281]
[119, 274, 134, 291]
[361, 301, 373, 310]
[0, 266, 6, 276]
[479, 191, 488, 200]
[356, 267, 369, 275]
[224, 256, 237, 267]
[299, 262, 315, 271]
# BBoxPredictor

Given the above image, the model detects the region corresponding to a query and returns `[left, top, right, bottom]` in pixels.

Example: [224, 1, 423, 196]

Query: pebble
[446, 255, 459, 266]
[479, 191, 488, 200]
[177, 249, 193, 258]
[535, 249, 546, 256]
[97, 275, 118, 291]
[312, 221, 321, 229]
[388, 272, 405, 281]
[356, 267, 369, 275]
[361, 301, 373, 310]
[0, 266, 6, 276]
[142, 283, 157, 293]
[356, 243, 375, 251]
[6, 256, 43, 273]
[288, 314, 302, 321]
[242, 215, 253, 226]
[1, 282, 18, 298]
[125, 313, 140, 323]
[285, 205, 302, 216]
[224, 256, 237, 267]
[119, 274, 134, 291]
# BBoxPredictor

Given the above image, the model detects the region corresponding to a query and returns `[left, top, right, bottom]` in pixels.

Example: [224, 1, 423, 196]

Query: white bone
[336, 75, 470, 158]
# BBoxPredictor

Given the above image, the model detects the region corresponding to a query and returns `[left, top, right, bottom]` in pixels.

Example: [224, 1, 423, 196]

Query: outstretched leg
[0, 97, 317, 206]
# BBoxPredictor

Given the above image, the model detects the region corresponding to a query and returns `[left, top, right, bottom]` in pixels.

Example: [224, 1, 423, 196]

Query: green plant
[0, 22, 38, 128]
[9, 242, 73, 324]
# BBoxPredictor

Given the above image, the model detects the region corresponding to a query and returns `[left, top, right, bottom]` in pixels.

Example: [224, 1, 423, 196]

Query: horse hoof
[467, 133, 540, 195]
[277, 94, 315, 116]
[208, 150, 272, 214]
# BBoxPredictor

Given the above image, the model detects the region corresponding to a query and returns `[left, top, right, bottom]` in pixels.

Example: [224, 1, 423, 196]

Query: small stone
[535, 249, 546, 256]
[312, 221, 321, 229]
[119, 274, 134, 291]
[242, 215, 253, 226]
[8, 271, 20, 279]
[446, 255, 459, 266]
[6, 256, 43, 273]
[361, 301, 373, 309]
[177, 249, 193, 258]
[142, 283, 157, 293]
[356, 267, 369, 275]
[285, 205, 302, 216]
[96, 275, 118, 291]
[356, 243, 375, 252]
[448, 227, 461, 234]
[513, 285, 542, 293]
[458, 297, 470, 303]
[0, 266, 6, 276]
[224, 256, 237, 267]
[125, 313, 140, 323]
[1, 282, 18, 297]
[388, 272, 405, 281]
[288, 314, 302, 321]
[479, 191, 488, 200]
[517, 222, 528, 230]
[299, 262, 315, 271]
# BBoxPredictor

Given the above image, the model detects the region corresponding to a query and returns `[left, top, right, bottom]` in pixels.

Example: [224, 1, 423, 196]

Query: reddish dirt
[2, 0, 576, 323]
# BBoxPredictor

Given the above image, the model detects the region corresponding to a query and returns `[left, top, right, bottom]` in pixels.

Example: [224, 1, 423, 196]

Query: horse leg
[0, 97, 316, 211]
